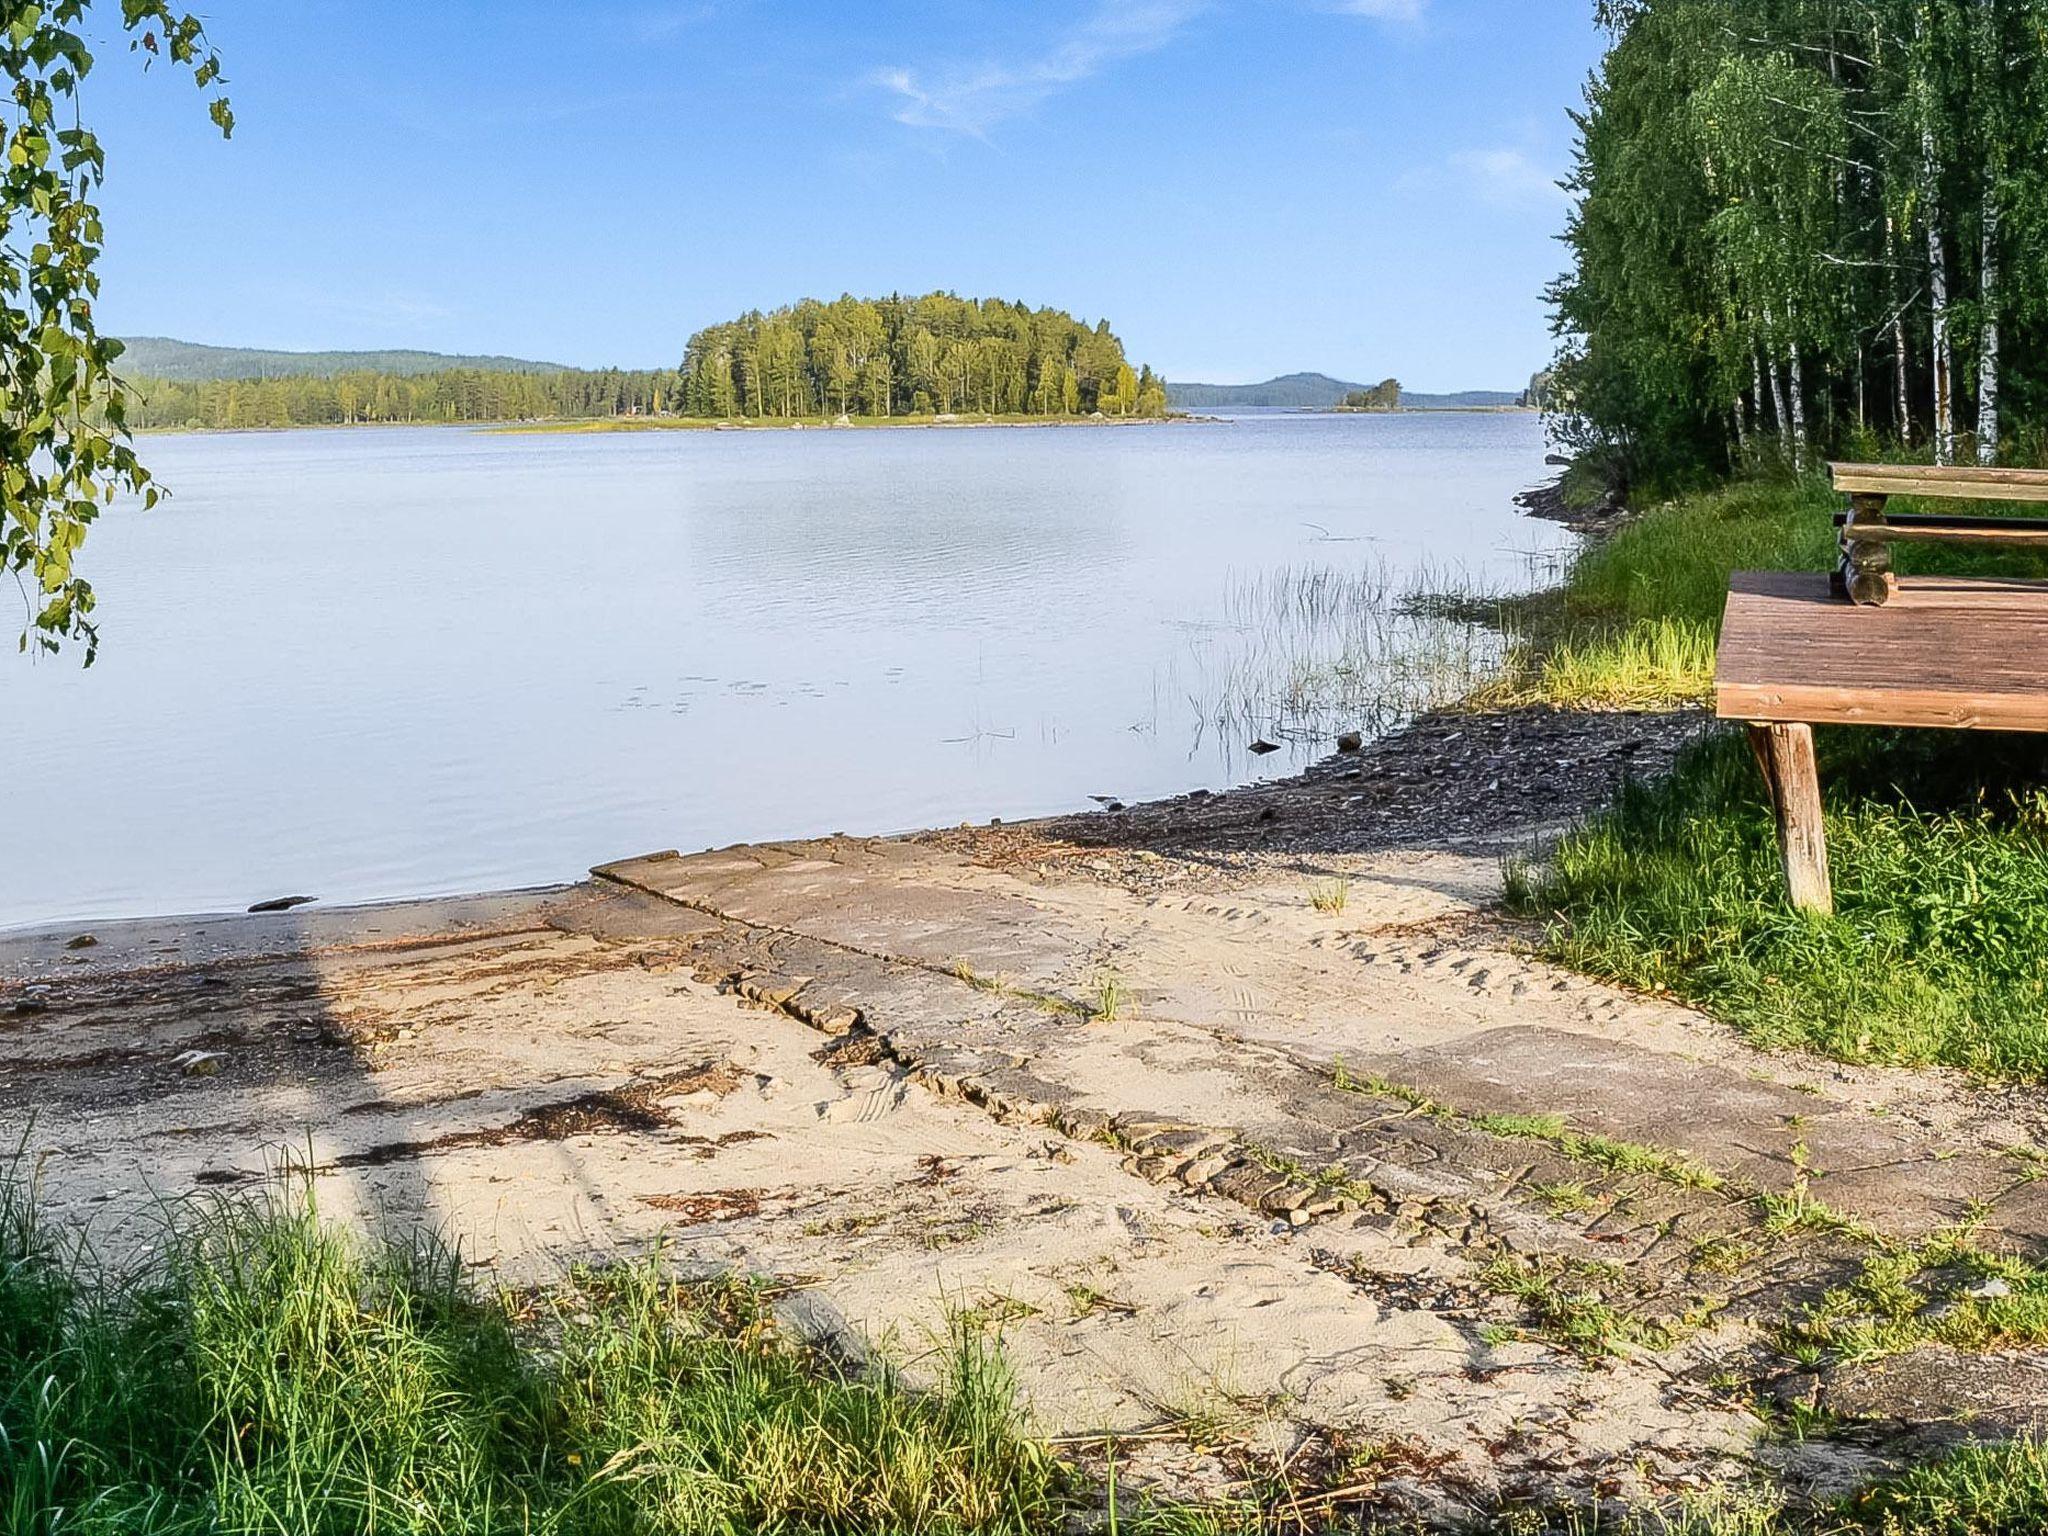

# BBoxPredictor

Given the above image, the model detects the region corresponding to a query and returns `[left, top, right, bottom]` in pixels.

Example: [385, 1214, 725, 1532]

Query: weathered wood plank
[1846, 522, 2048, 547]
[1830, 462, 2048, 503]
[1714, 571, 2048, 732]
[1833, 510, 2048, 532]
[1746, 722, 1832, 915]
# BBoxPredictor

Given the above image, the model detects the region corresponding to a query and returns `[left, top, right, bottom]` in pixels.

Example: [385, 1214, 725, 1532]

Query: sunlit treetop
[2, 0, 230, 663]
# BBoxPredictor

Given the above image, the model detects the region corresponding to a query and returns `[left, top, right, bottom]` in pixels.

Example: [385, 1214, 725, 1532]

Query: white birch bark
[1761, 314, 1791, 464]
[1787, 343, 1808, 473]
[1919, 54, 1955, 465]
[1979, 192, 2001, 464]
[1887, 219, 1912, 441]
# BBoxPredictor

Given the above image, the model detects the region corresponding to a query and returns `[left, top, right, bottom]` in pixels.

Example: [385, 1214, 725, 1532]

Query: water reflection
[1, 412, 1564, 925]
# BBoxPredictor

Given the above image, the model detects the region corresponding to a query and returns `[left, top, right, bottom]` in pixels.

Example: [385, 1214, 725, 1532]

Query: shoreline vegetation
[127, 411, 1206, 438]
[1518, 0, 2048, 1110]
[494, 411, 1197, 436]
[1492, 473, 2048, 1086]
[10, 1167, 2042, 1536]
[113, 293, 1176, 434]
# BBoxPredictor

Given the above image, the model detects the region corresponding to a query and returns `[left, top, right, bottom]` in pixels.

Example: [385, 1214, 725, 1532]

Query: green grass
[1481, 478, 1840, 710]
[1307, 878, 1350, 915]
[10, 1176, 2048, 1534]
[1837, 1437, 2048, 1535]
[1492, 475, 2048, 710]
[1784, 1225, 2048, 1364]
[1485, 1445, 2048, 1535]
[1509, 728, 2048, 1079]
[1500, 470, 2048, 1080]
[1333, 1067, 1726, 1193]
[1092, 974, 1128, 1023]
[0, 1177, 1060, 1534]
[1477, 1253, 1680, 1358]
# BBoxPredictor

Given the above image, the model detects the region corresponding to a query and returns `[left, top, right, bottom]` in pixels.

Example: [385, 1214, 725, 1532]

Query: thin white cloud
[632, 6, 718, 42]
[1325, 0, 1425, 18]
[1446, 147, 1567, 208]
[874, 0, 1205, 137]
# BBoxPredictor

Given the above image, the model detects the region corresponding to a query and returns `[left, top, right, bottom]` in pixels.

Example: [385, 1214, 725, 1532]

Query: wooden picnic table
[1713, 463, 2048, 914]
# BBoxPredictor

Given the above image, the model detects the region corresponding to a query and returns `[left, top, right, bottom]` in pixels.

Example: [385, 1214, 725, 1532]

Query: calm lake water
[2, 413, 1564, 928]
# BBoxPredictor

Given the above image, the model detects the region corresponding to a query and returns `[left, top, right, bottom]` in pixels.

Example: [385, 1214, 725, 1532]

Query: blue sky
[89, 2, 1604, 389]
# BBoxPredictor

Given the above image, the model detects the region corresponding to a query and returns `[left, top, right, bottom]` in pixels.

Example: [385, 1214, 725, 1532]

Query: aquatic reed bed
[1185, 559, 1514, 762]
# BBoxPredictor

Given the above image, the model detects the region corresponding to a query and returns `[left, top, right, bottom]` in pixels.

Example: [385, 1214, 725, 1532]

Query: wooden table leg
[1747, 722, 1833, 915]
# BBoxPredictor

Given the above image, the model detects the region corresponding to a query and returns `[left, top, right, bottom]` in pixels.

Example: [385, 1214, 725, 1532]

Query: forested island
[113, 294, 1170, 431]
[1337, 380, 1403, 411]
[677, 294, 1166, 420]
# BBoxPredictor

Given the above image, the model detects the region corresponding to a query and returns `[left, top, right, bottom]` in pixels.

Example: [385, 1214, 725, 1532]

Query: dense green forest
[121, 368, 683, 429]
[678, 294, 1167, 419]
[116, 337, 567, 382]
[114, 294, 1170, 428]
[1553, 0, 2048, 489]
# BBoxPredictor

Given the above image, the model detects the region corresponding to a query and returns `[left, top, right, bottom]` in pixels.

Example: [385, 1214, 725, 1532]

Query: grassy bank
[7, 1177, 2048, 1535]
[0, 1179, 1059, 1535]
[1501, 475, 2048, 1080]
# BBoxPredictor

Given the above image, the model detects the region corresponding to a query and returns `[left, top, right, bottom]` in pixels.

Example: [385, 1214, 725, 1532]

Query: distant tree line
[116, 293, 1170, 430]
[680, 293, 1169, 419]
[1337, 380, 1402, 410]
[121, 368, 683, 429]
[1553, 0, 2048, 488]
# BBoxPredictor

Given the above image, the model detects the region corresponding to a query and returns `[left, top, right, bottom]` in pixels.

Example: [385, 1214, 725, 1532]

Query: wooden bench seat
[1718, 570, 2048, 732]
[1833, 461, 2048, 604]
[1711, 462, 2048, 914]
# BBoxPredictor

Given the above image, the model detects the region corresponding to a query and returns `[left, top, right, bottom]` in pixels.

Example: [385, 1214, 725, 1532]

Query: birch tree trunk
[1887, 220, 1912, 442]
[1787, 343, 1808, 473]
[1761, 319, 1791, 464]
[1922, 136, 1955, 465]
[1979, 191, 2001, 464]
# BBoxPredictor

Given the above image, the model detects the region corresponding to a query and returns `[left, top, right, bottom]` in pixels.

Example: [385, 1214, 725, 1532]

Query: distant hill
[1168, 372, 1361, 409]
[1167, 372, 1526, 411]
[115, 336, 569, 382]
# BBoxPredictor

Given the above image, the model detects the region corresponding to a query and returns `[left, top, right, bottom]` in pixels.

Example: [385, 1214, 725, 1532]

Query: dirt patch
[639, 1188, 764, 1222]
[332, 1062, 741, 1168]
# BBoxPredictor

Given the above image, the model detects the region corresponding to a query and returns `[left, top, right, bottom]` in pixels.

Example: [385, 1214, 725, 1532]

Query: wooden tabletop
[1715, 570, 2048, 731]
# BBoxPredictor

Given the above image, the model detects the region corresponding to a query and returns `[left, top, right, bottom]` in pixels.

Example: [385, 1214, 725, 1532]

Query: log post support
[1836, 492, 1897, 607]
[1747, 722, 1833, 915]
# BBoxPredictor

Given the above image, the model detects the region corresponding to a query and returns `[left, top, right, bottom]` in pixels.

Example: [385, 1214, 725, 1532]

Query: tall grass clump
[1511, 728, 2048, 1080]
[1187, 560, 1512, 759]
[1498, 473, 2048, 710]
[0, 1177, 1060, 1534]
[1488, 477, 1836, 710]
[1558, 477, 1840, 629]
